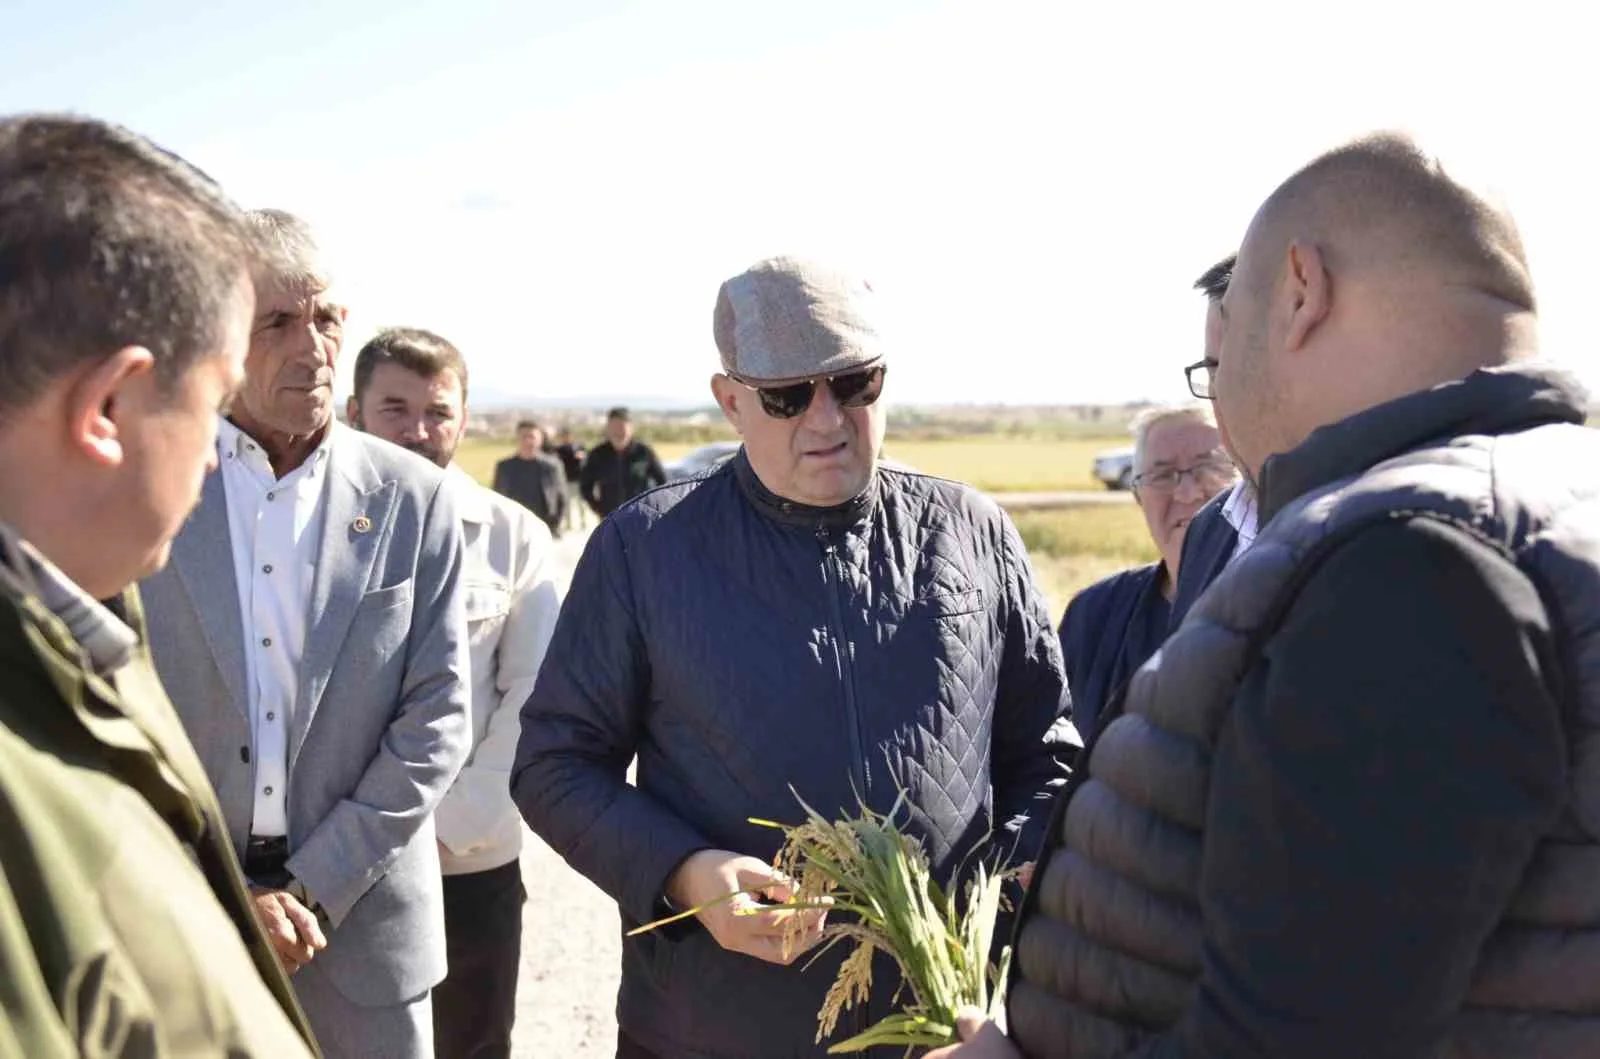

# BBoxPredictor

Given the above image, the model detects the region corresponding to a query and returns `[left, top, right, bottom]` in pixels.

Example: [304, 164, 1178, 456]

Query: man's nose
[290, 322, 332, 367]
[1173, 471, 1206, 504]
[800, 381, 845, 429]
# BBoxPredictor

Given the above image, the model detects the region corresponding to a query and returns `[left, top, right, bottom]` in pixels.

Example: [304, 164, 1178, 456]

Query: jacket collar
[1258, 363, 1588, 524]
[731, 449, 878, 530]
[0, 523, 136, 677]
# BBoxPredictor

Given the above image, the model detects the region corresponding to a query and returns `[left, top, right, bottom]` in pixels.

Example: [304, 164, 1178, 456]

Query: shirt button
[266, 491, 276, 501]
[262, 564, 273, 574]
[261, 637, 272, 647]
[263, 786, 274, 796]
[266, 711, 276, 722]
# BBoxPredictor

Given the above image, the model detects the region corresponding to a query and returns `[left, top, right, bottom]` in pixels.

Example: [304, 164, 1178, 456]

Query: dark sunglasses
[727, 364, 888, 420]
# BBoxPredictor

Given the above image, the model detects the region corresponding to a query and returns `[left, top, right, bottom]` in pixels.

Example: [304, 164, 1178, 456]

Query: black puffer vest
[1007, 365, 1600, 1058]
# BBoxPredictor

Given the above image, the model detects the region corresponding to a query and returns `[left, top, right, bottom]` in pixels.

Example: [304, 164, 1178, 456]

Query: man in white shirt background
[140, 209, 472, 1059]
[348, 326, 566, 1059]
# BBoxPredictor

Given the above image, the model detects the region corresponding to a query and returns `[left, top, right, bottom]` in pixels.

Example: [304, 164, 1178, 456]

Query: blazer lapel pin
[352, 515, 373, 534]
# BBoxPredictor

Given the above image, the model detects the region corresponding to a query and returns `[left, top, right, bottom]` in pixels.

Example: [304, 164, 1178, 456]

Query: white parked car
[1092, 447, 1137, 490]
[664, 440, 742, 482]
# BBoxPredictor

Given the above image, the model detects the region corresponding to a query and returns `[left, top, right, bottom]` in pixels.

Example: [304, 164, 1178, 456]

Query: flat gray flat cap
[713, 256, 884, 385]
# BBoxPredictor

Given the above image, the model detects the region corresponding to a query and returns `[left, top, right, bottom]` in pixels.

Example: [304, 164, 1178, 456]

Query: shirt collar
[0, 528, 137, 677]
[216, 416, 333, 475]
[1219, 481, 1259, 544]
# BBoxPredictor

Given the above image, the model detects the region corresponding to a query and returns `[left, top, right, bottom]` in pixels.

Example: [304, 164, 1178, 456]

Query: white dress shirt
[434, 465, 567, 875]
[1221, 480, 1260, 562]
[217, 417, 333, 838]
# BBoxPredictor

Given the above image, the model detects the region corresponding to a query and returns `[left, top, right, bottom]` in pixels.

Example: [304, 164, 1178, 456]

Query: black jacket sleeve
[645, 446, 666, 488]
[578, 450, 604, 516]
[509, 519, 712, 925]
[1148, 516, 1568, 1059]
[991, 512, 1077, 864]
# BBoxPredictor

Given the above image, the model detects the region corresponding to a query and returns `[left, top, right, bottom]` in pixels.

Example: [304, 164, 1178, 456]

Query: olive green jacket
[0, 532, 320, 1059]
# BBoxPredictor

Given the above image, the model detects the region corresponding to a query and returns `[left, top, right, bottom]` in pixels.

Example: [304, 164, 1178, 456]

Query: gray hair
[1130, 403, 1217, 474]
[245, 207, 329, 291]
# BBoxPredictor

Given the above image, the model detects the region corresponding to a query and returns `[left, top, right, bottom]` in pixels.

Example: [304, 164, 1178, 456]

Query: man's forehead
[369, 361, 462, 399]
[255, 276, 337, 314]
[1146, 420, 1221, 462]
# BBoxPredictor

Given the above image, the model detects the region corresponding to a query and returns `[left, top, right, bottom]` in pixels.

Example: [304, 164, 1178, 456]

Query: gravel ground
[511, 832, 622, 1058]
[510, 525, 623, 1059]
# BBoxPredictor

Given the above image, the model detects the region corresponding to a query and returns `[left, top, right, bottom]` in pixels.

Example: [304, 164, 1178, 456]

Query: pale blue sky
[3, 1, 1593, 407]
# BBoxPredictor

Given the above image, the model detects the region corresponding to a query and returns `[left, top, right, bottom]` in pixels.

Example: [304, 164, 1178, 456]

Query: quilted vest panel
[1009, 420, 1600, 1059]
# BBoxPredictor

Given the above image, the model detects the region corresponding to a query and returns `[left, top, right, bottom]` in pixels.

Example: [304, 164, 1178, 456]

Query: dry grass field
[1011, 505, 1158, 615]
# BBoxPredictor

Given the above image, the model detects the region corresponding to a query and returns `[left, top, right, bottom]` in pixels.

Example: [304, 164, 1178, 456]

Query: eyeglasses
[1184, 358, 1218, 400]
[1133, 456, 1237, 493]
[726, 364, 888, 420]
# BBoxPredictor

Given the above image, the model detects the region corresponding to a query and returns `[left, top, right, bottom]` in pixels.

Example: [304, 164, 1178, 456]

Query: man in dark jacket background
[578, 406, 665, 517]
[932, 133, 1600, 1059]
[1057, 404, 1233, 737]
[513, 256, 1074, 1059]
[493, 419, 568, 536]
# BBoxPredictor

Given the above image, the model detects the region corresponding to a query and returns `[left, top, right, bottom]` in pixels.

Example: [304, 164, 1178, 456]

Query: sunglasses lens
[829, 365, 886, 408]
[757, 381, 816, 419]
[748, 365, 887, 419]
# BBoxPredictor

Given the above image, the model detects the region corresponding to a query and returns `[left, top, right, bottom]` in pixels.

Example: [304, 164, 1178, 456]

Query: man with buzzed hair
[933, 132, 1600, 1058]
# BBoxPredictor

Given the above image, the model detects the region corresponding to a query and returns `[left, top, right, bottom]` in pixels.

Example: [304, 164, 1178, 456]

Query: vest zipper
[818, 526, 869, 798]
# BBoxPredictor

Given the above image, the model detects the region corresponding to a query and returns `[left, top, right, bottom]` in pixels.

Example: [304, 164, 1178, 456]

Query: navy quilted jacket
[512, 450, 1074, 1058]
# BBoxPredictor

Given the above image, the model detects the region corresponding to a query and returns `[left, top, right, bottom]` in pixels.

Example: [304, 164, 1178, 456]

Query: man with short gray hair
[141, 208, 471, 1059]
[513, 256, 1074, 1058]
[1056, 403, 1234, 736]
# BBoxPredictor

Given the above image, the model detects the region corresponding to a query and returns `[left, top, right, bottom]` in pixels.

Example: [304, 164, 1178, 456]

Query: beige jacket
[436, 465, 566, 875]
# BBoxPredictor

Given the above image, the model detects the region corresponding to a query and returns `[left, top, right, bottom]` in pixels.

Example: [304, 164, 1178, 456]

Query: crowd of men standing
[490, 407, 667, 539]
[3, 105, 1600, 1059]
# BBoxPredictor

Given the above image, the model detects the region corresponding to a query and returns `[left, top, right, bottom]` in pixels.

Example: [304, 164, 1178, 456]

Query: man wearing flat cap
[512, 256, 1076, 1058]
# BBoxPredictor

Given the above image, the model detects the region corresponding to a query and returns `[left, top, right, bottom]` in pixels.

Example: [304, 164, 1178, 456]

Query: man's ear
[1281, 239, 1332, 352]
[68, 346, 157, 468]
[710, 374, 745, 435]
[345, 395, 361, 427]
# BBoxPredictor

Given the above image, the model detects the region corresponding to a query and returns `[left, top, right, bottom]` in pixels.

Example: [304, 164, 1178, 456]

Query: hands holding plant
[636, 789, 1020, 1053]
[664, 849, 830, 965]
[923, 1010, 1022, 1058]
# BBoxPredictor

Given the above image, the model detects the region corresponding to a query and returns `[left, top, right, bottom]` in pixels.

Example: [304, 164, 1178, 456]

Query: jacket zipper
[818, 526, 869, 798]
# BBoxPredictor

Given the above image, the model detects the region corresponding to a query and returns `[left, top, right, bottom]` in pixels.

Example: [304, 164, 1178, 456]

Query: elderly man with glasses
[1057, 404, 1236, 739]
[512, 256, 1075, 1059]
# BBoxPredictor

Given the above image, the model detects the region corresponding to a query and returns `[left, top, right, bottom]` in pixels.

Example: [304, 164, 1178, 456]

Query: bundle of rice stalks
[632, 787, 1016, 1055]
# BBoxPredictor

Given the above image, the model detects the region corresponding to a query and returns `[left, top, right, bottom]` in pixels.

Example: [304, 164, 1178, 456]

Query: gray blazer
[141, 425, 471, 1007]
